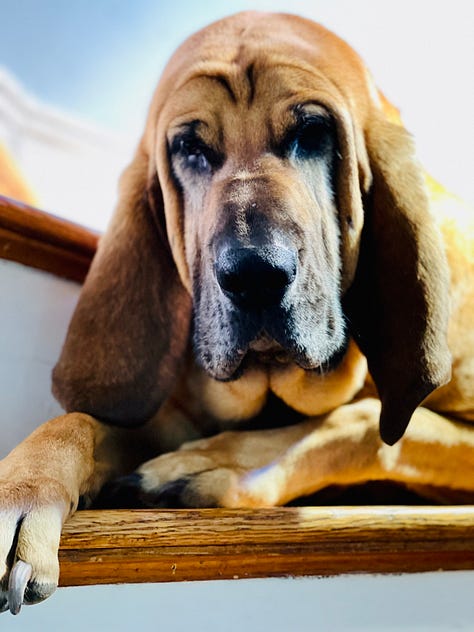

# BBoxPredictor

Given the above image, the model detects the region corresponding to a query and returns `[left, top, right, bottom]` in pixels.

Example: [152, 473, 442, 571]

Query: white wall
[0, 259, 79, 457]
[1, 573, 474, 631]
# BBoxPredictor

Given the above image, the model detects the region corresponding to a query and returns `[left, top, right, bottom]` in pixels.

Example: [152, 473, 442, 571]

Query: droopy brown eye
[170, 130, 222, 175]
[290, 115, 334, 159]
[177, 138, 211, 173]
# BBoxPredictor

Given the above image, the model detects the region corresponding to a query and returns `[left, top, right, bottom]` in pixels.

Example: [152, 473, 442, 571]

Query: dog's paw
[100, 432, 275, 509]
[0, 481, 67, 615]
[100, 453, 245, 509]
[99, 427, 297, 510]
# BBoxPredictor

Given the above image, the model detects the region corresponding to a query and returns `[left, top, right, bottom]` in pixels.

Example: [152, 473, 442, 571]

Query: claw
[8, 560, 32, 615]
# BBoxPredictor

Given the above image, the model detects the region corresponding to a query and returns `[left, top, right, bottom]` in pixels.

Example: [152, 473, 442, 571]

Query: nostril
[217, 264, 291, 295]
[267, 265, 296, 291]
[216, 268, 246, 295]
[215, 246, 297, 307]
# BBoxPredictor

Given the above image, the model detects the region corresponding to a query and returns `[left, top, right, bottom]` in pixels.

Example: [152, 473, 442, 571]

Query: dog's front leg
[107, 398, 474, 508]
[232, 399, 474, 505]
[102, 399, 383, 508]
[0, 413, 128, 614]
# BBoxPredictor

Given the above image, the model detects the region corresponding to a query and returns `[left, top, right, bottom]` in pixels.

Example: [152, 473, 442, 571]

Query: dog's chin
[201, 334, 350, 382]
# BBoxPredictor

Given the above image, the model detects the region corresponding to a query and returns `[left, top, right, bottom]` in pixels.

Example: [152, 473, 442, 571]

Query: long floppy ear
[343, 116, 451, 445]
[52, 145, 192, 426]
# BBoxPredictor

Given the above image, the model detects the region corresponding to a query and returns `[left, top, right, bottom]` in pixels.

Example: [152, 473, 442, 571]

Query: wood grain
[58, 507, 474, 586]
[0, 195, 98, 282]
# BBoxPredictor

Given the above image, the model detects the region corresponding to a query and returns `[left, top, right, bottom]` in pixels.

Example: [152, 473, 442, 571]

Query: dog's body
[1, 12, 473, 614]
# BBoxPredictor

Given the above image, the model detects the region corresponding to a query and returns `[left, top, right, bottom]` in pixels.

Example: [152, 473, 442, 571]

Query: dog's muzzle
[215, 245, 297, 309]
[195, 230, 346, 380]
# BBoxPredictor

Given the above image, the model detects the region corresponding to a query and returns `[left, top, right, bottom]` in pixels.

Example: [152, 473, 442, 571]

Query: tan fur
[0, 12, 473, 613]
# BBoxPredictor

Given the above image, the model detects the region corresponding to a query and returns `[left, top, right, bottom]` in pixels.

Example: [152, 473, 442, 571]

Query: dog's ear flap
[344, 116, 451, 445]
[52, 146, 192, 426]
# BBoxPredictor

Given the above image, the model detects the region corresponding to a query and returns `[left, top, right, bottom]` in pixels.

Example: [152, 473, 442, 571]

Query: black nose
[215, 246, 297, 308]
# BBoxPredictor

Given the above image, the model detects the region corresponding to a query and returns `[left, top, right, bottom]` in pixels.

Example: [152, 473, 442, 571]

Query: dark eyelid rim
[292, 103, 333, 134]
[293, 102, 332, 122]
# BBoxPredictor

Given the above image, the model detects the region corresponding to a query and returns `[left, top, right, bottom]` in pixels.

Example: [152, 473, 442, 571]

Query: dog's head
[53, 12, 451, 444]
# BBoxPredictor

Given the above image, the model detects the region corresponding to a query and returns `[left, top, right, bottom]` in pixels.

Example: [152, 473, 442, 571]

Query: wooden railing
[2, 196, 474, 585]
[0, 195, 98, 282]
[59, 507, 474, 586]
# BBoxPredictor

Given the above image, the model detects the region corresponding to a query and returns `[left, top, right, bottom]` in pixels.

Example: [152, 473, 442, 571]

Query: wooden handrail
[58, 507, 474, 586]
[0, 195, 99, 282]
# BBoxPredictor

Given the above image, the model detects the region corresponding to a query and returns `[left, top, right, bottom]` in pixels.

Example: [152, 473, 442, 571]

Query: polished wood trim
[58, 506, 474, 586]
[0, 195, 99, 282]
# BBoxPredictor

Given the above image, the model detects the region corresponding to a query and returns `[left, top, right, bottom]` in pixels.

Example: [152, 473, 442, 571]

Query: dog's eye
[290, 116, 333, 159]
[171, 135, 218, 175]
[180, 139, 211, 173]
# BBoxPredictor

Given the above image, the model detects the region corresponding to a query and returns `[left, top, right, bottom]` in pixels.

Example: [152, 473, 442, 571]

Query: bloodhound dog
[1, 11, 473, 615]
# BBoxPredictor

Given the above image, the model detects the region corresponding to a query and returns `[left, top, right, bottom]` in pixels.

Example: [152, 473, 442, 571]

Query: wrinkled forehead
[155, 12, 374, 134]
[161, 12, 369, 90]
[161, 64, 336, 147]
